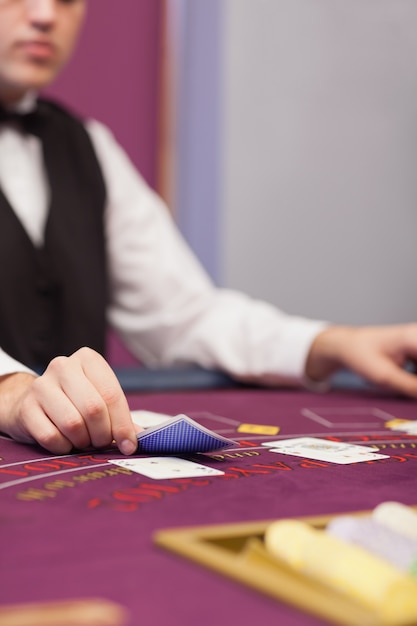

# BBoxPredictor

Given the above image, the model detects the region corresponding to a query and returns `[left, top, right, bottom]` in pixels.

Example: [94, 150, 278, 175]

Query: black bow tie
[0, 103, 46, 136]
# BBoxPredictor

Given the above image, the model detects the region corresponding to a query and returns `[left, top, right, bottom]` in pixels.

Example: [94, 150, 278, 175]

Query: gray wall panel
[221, 0, 417, 324]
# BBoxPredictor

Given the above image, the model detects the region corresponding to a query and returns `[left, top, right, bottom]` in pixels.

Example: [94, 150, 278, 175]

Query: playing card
[262, 437, 377, 452]
[130, 410, 173, 428]
[262, 437, 390, 464]
[135, 414, 236, 455]
[109, 457, 224, 479]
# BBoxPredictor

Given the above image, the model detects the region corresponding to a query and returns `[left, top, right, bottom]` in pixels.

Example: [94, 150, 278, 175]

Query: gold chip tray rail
[154, 507, 417, 626]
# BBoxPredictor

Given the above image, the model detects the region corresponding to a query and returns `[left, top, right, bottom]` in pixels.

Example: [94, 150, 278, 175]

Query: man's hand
[305, 324, 417, 398]
[0, 347, 139, 455]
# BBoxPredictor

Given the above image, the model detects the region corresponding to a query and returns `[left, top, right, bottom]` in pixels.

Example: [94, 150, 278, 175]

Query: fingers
[336, 325, 417, 399]
[362, 356, 417, 399]
[305, 324, 417, 399]
[71, 348, 138, 454]
[17, 399, 74, 454]
[18, 348, 138, 455]
[42, 355, 113, 449]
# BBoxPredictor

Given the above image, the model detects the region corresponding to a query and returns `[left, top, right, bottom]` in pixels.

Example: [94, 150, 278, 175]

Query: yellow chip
[237, 423, 280, 435]
[385, 419, 411, 429]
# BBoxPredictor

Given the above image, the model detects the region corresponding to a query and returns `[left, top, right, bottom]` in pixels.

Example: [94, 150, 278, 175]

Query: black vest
[0, 98, 107, 369]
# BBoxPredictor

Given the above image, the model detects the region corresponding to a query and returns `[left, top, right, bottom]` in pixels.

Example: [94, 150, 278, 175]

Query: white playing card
[130, 410, 173, 428]
[263, 437, 390, 464]
[262, 437, 377, 452]
[109, 457, 225, 479]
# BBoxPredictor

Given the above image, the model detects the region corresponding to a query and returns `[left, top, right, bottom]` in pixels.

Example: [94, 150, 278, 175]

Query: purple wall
[45, 0, 162, 184]
[45, 0, 163, 365]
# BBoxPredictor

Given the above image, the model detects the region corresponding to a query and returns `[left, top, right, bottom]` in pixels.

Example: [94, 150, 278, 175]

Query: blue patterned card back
[136, 414, 236, 455]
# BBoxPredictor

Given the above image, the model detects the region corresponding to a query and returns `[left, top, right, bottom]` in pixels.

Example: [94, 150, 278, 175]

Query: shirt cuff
[0, 350, 37, 377]
[267, 317, 330, 387]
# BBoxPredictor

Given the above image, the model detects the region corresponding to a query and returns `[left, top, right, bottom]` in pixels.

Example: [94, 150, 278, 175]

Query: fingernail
[120, 439, 136, 455]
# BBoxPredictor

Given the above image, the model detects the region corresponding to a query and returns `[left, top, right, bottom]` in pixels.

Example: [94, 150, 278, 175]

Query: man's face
[0, 0, 86, 103]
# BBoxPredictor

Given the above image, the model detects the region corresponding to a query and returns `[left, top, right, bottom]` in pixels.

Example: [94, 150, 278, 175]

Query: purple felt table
[1, 388, 416, 626]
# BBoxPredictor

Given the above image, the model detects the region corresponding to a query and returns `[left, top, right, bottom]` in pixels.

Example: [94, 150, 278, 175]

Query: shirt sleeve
[0, 349, 36, 377]
[85, 120, 329, 386]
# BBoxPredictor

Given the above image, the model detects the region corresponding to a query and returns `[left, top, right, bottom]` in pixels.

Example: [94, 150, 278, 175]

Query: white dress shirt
[0, 102, 327, 386]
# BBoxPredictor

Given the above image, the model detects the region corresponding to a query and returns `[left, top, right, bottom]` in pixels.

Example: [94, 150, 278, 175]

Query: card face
[110, 457, 224, 479]
[262, 437, 376, 452]
[135, 414, 236, 455]
[130, 410, 173, 429]
[263, 437, 390, 464]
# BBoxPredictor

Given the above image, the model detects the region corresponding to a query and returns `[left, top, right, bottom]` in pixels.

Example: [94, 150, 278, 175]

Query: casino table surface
[1, 378, 417, 626]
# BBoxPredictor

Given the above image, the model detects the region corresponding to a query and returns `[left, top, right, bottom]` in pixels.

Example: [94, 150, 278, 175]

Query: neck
[0, 83, 37, 105]
[0, 91, 38, 112]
